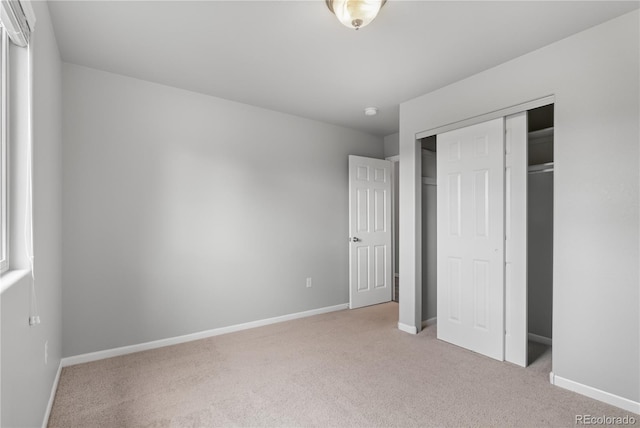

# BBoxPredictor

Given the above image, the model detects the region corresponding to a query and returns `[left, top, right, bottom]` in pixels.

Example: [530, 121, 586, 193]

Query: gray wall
[62, 64, 383, 357]
[399, 10, 639, 403]
[385, 133, 400, 278]
[383, 133, 399, 158]
[385, 133, 399, 277]
[1, 1, 63, 426]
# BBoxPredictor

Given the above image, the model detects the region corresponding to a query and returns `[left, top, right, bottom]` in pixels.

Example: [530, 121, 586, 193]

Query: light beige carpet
[48, 303, 635, 427]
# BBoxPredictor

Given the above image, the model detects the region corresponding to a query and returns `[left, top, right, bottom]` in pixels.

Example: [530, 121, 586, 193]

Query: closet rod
[528, 162, 554, 174]
[528, 168, 554, 175]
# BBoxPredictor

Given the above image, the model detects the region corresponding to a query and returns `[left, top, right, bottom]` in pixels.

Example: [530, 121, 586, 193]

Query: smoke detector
[364, 107, 378, 116]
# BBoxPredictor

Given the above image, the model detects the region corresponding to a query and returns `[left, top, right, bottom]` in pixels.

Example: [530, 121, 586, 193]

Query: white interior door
[436, 118, 505, 361]
[505, 112, 528, 367]
[348, 155, 392, 309]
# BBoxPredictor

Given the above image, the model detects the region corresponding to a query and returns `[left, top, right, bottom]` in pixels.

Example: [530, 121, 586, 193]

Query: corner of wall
[383, 132, 399, 158]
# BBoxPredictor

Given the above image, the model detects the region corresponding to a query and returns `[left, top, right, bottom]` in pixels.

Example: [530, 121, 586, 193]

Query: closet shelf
[529, 127, 554, 146]
[528, 127, 553, 138]
[422, 177, 436, 186]
[528, 162, 554, 174]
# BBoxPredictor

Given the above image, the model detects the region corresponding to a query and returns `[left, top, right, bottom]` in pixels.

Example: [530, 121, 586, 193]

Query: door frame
[409, 95, 555, 360]
[415, 96, 555, 140]
[386, 155, 400, 302]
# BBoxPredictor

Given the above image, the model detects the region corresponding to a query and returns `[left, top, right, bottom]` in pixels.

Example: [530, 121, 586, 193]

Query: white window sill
[0, 269, 30, 295]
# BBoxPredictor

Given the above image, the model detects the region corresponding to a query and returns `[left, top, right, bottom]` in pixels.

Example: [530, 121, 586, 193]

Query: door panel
[374, 189, 386, 231]
[437, 118, 505, 361]
[374, 245, 386, 288]
[504, 112, 528, 367]
[357, 247, 369, 291]
[349, 156, 392, 309]
[357, 189, 368, 232]
[447, 257, 462, 321]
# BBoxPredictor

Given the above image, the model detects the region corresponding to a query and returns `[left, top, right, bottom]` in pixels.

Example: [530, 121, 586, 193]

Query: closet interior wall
[527, 105, 554, 343]
[393, 160, 400, 302]
[421, 137, 437, 323]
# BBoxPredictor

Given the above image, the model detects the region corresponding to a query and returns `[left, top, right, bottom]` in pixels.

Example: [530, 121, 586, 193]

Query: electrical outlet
[44, 340, 48, 365]
[306, 277, 312, 288]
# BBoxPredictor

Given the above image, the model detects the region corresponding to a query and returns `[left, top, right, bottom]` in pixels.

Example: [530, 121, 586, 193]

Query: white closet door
[436, 118, 505, 361]
[505, 112, 528, 367]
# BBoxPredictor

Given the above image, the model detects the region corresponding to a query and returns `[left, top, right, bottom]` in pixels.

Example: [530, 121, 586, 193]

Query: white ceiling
[48, 1, 639, 137]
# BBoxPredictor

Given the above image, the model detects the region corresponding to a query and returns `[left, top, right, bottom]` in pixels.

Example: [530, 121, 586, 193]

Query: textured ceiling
[48, 1, 639, 137]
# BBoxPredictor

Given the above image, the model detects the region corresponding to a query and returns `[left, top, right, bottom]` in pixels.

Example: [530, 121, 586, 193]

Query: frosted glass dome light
[326, 0, 387, 30]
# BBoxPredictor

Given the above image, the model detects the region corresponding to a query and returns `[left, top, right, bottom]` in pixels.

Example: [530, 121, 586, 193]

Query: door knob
[350, 237, 361, 242]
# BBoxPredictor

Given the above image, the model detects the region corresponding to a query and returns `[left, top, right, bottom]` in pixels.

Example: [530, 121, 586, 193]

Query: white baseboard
[421, 317, 437, 328]
[42, 362, 62, 428]
[528, 332, 552, 346]
[62, 303, 349, 367]
[550, 373, 640, 414]
[398, 322, 418, 334]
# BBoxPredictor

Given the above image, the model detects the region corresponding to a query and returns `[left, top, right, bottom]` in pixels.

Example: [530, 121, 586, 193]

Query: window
[0, 1, 34, 276]
[0, 27, 7, 274]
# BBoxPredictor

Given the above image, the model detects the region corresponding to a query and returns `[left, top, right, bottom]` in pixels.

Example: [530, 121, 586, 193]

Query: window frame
[0, 27, 8, 274]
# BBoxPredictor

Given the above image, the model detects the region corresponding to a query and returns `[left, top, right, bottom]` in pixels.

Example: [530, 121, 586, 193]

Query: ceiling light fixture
[364, 107, 378, 116]
[325, 0, 387, 31]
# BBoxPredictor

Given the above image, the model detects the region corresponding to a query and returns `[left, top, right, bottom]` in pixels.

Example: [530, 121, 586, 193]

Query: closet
[527, 105, 554, 356]
[422, 103, 554, 367]
[421, 137, 437, 324]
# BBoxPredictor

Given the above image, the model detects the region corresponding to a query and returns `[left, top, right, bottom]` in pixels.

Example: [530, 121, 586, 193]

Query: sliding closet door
[436, 118, 505, 361]
[504, 112, 528, 367]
